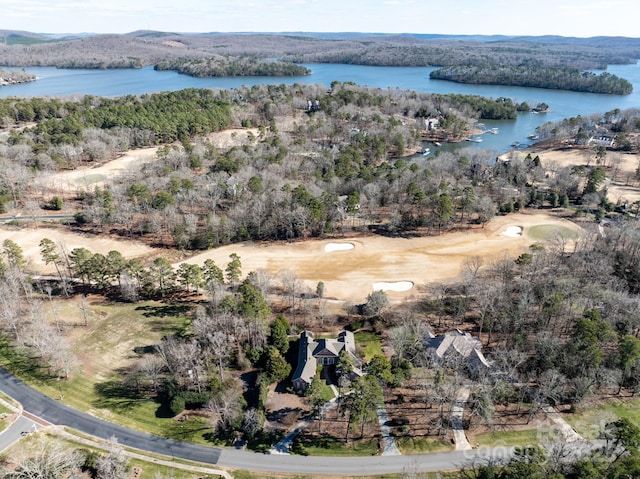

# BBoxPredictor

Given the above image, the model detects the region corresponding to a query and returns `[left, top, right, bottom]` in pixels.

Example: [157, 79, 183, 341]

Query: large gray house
[424, 329, 491, 374]
[292, 330, 362, 391]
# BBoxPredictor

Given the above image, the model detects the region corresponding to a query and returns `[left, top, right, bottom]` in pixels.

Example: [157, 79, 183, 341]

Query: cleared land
[180, 212, 583, 302]
[0, 226, 155, 272]
[36, 127, 262, 194]
[505, 147, 640, 204]
[38, 147, 160, 193]
[0, 212, 583, 303]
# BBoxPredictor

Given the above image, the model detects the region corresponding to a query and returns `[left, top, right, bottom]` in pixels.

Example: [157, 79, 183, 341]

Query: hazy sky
[3, 0, 639, 38]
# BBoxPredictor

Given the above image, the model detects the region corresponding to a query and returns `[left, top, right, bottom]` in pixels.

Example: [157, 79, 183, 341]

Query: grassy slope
[564, 399, 640, 440]
[0, 298, 215, 442]
[473, 428, 551, 447]
[526, 224, 580, 241]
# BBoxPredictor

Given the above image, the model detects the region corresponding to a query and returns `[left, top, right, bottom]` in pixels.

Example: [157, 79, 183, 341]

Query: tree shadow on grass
[93, 379, 149, 412]
[154, 400, 174, 419]
[0, 337, 53, 383]
[164, 418, 212, 442]
[135, 304, 191, 318]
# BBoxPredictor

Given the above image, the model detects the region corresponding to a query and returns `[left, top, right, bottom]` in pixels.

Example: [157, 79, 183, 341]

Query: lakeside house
[588, 135, 616, 147]
[292, 330, 362, 391]
[424, 329, 491, 374]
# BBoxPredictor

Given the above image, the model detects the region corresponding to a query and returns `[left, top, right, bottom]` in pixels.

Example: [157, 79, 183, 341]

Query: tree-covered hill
[430, 66, 633, 95]
[155, 56, 310, 77]
[0, 31, 638, 72]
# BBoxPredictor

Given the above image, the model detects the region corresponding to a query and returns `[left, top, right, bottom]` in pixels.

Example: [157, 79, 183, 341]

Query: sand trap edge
[372, 281, 414, 292]
[502, 226, 523, 238]
[324, 242, 355, 252]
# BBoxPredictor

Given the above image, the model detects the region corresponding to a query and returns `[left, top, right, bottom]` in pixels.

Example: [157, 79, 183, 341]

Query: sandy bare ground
[1, 213, 581, 303]
[39, 147, 161, 194]
[534, 148, 640, 204]
[504, 147, 640, 204]
[0, 226, 155, 274]
[528, 148, 638, 176]
[180, 212, 583, 303]
[204, 127, 259, 149]
[40, 128, 262, 193]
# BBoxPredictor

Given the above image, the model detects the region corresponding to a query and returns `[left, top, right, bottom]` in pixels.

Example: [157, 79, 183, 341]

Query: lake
[2, 62, 640, 153]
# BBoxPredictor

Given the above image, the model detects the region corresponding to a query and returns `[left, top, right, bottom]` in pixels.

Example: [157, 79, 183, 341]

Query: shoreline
[0, 78, 36, 87]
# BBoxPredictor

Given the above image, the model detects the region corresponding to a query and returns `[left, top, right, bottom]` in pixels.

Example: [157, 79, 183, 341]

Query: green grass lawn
[526, 224, 580, 241]
[315, 376, 336, 401]
[0, 403, 10, 433]
[354, 331, 384, 361]
[564, 398, 640, 440]
[395, 436, 453, 454]
[293, 435, 380, 456]
[75, 173, 107, 186]
[0, 299, 202, 441]
[473, 428, 550, 447]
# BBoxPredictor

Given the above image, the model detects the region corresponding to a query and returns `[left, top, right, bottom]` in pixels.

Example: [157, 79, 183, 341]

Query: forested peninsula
[154, 56, 310, 77]
[0, 67, 36, 86]
[0, 83, 528, 240]
[429, 66, 633, 95]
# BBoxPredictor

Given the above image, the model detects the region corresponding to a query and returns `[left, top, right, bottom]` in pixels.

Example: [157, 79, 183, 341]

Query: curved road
[0, 367, 221, 464]
[0, 366, 515, 474]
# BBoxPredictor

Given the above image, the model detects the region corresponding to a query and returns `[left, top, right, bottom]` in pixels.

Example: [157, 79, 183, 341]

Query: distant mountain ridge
[4, 29, 640, 42]
[0, 30, 638, 72]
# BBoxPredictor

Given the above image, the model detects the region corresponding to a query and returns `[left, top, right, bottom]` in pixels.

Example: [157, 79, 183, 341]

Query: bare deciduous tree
[3, 437, 83, 479]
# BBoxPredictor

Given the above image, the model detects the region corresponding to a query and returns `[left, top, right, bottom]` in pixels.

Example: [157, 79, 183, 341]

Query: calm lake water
[2, 62, 640, 153]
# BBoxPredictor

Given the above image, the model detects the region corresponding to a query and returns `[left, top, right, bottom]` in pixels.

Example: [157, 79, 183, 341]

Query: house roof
[292, 331, 318, 387]
[425, 329, 491, 369]
[292, 330, 360, 388]
[312, 338, 343, 357]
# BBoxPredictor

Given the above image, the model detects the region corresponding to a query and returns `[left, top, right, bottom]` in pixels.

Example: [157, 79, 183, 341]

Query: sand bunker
[502, 226, 523, 238]
[180, 213, 582, 302]
[372, 281, 414, 292]
[324, 242, 355, 253]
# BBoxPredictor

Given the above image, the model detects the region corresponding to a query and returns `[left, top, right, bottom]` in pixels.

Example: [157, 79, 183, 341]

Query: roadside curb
[51, 427, 233, 479]
[0, 394, 23, 435]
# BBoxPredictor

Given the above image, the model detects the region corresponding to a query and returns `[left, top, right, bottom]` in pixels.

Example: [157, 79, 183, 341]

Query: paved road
[0, 366, 517, 474]
[0, 416, 42, 452]
[0, 367, 221, 464]
[221, 446, 513, 474]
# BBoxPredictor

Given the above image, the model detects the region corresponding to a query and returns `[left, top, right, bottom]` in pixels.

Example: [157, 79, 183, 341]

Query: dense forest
[1, 88, 231, 147]
[430, 66, 634, 95]
[154, 55, 310, 77]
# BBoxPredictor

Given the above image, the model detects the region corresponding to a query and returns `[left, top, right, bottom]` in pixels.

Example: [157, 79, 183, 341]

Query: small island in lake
[154, 55, 310, 78]
[0, 67, 36, 86]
